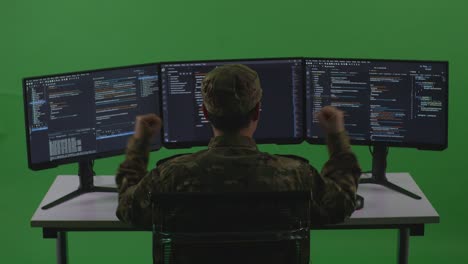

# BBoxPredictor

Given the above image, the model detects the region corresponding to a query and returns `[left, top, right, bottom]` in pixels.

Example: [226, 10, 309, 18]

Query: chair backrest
[152, 191, 312, 264]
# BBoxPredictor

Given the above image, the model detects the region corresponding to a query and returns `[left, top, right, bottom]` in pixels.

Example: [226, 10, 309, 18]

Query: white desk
[31, 173, 439, 264]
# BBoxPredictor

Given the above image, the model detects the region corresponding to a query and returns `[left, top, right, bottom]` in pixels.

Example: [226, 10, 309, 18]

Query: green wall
[1, 0, 466, 263]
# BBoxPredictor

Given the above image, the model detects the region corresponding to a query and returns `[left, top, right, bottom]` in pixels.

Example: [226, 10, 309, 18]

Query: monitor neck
[78, 159, 95, 191]
[371, 144, 389, 181]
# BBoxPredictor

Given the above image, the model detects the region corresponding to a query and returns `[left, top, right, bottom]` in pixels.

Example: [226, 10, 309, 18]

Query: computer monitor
[160, 58, 304, 148]
[305, 58, 448, 149]
[304, 58, 448, 199]
[23, 63, 161, 209]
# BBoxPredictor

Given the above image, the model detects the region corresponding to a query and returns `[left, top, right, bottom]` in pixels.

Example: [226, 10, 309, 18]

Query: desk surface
[31, 173, 439, 229]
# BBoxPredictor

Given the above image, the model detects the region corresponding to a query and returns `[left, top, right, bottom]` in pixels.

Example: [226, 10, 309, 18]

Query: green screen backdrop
[0, 0, 466, 263]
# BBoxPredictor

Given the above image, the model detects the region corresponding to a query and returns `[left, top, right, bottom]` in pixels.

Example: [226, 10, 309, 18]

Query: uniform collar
[208, 134, 258, 150]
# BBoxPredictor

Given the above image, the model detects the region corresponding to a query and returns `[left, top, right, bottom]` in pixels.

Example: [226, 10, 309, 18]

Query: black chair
[152, 191, 312, 264]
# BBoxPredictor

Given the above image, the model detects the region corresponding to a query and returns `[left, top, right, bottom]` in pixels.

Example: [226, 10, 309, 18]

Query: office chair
[152, 191, 312, 264]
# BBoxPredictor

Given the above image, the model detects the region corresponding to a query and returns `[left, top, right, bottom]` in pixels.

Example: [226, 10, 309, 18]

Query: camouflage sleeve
[308, 131, 361, 225]
[115, 136, 155, 228]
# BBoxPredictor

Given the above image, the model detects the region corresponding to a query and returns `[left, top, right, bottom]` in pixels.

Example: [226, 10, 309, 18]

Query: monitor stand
[42, 159, 117, 210]
[359, 144, 421, 200]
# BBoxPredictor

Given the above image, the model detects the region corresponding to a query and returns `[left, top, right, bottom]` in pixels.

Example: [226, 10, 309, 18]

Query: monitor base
[41, 186, 117, 210]
[357, 144, 422, 207]
[41, 160, 117, 210]
[359, 177, 421, 200]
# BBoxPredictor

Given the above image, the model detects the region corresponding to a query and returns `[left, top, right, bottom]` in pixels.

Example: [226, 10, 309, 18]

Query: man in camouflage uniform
[116, 64, 361, 229]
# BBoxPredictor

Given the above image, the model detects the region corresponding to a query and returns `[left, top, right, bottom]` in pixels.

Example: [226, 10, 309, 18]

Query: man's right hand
[134, 114, 162, 139]
[316, 106, 345, 134]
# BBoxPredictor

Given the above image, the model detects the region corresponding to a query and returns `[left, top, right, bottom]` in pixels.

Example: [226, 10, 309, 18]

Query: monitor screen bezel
[23, 63, 163, 170]
[159, 57, 306, 149]
[304, 57, 449, 151]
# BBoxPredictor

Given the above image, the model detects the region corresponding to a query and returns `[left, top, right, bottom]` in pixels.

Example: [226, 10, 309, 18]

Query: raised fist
[316, 106, 345, 134]
[134, 114, 162, 139]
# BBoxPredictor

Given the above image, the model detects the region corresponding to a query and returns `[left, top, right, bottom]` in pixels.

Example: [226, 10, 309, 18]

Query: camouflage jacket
[115, 132, 361, 228]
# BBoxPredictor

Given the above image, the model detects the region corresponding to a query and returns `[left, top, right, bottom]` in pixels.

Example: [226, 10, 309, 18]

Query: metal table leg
[57, 232, 68, 264]
[398, 228, 410, 264]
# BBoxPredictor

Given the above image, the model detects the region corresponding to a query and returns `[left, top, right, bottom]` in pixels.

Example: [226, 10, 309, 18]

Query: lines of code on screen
[25, 65, 160, 165]
[160, 59, 303, 145]
[305, 59, 447, 147]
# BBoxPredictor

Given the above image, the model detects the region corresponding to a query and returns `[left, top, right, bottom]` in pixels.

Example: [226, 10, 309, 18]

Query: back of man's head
[201, 64, 263, 132]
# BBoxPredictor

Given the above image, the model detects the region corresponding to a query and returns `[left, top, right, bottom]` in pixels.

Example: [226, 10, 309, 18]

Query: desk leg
[398, 228, 410, 264]
[57, 232, 68, 264]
